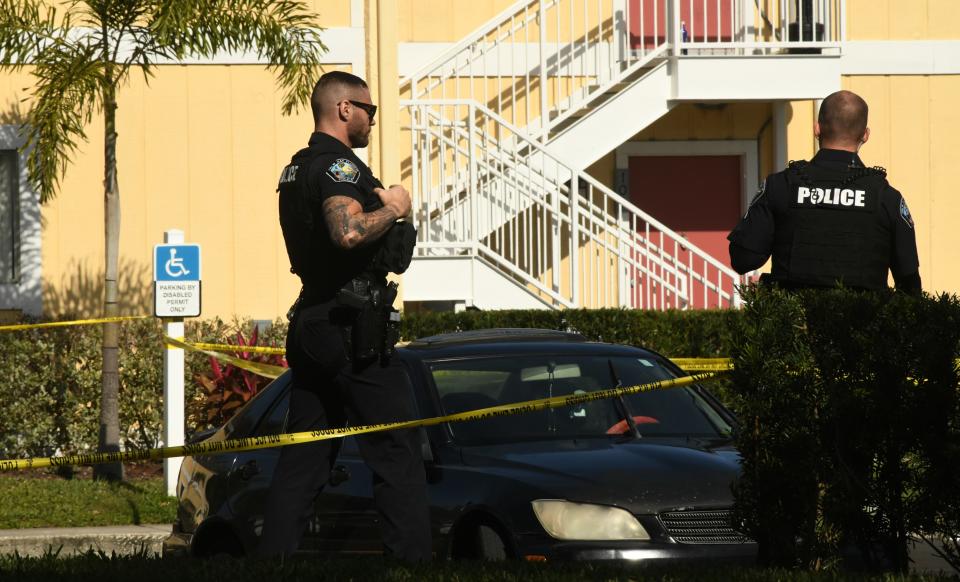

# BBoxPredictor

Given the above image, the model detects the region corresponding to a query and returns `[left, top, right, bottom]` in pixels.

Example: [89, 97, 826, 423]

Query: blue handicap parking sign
[154, 244, 201, 281]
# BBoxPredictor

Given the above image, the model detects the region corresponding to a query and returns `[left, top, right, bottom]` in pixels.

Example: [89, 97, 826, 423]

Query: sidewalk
[0, 524, 171, 557]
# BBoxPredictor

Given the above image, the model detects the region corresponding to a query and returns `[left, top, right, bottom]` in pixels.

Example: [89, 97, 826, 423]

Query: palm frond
[0, 0, 71, 68]
[148, 0, 327, 115]
[23, 40, 102, 203]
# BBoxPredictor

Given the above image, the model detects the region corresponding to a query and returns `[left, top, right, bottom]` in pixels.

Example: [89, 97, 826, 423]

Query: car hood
[457, 438, 741, 514]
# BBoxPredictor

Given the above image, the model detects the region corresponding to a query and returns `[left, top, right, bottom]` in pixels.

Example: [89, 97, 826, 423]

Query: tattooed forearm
[323, 196, 397, 250]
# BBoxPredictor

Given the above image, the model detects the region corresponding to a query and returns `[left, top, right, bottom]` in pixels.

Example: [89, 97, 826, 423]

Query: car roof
[399, 328, 659, 360]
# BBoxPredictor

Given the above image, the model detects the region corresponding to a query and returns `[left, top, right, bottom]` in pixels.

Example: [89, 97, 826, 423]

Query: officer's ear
[814, 122, 822, 142]
[337, 99, 351, 122]
[860, 127, 870, 146]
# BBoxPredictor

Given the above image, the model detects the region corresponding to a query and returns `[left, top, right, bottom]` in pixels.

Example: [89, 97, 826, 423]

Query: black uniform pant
[257, 301, 432, 560]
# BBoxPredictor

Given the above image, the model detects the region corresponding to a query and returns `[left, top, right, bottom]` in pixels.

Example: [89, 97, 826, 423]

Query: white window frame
[0, 125, 41, 316]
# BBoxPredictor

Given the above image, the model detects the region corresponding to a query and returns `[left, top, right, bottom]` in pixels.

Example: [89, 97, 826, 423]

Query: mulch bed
[0, 461, 163, 481]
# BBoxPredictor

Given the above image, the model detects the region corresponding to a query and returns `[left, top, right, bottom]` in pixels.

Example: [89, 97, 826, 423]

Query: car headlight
[531, 499, 650, 541]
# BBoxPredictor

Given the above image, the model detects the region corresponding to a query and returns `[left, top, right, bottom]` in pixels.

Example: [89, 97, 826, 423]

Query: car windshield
[429, 354, 731, 445]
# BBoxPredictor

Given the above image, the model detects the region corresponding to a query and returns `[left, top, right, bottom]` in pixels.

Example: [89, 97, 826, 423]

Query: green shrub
[729, 287, 960, 573]
[188, 324, 288, 433]
[0, 317, 288, 460]
[0, 309, 737, 462]
[401, 308, 739, 356]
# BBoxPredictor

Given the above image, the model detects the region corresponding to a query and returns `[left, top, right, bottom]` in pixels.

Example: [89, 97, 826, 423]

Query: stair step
[604, 82, 631, 94]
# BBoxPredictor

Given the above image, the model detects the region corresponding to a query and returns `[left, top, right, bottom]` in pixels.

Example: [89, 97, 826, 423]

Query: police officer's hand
[375, 185, 412, 220]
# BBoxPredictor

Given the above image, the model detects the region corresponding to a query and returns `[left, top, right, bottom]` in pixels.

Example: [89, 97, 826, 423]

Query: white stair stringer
[400, 0, 847, 310]
[403, 255, 555, 311]
[546, 59, 673, 172]
[403, 101, 745, 311]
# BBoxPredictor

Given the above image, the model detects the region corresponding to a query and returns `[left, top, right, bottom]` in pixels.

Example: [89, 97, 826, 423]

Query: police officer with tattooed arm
[258, 71, 430, 560]
[728, 90, 921, 293]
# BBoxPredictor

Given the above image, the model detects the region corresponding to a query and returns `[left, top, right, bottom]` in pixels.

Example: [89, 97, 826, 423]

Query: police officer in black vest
[728, 90, 921, 293]
[258, 71, 431, 560]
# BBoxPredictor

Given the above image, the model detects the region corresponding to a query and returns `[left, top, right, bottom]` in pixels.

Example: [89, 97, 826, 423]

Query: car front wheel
[476, 524, 508, 560]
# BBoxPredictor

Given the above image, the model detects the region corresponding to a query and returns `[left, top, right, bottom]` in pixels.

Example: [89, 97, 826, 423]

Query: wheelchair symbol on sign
[164, 249, 190, 278]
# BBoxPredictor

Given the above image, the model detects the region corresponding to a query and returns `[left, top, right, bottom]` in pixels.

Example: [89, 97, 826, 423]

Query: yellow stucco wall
[846, 0, 960, 40]
[840, 1, 960, 294]
[7, 1, 960, 320]
[851, 76, 955, 293]
[309, 0, 354, 28]
[399, 0, 520, 42]
[1, 65, 350, 319]
[784, 75, 960, 295]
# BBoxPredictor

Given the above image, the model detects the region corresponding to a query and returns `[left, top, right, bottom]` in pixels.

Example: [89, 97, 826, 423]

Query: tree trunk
[93, 64, 123, 482]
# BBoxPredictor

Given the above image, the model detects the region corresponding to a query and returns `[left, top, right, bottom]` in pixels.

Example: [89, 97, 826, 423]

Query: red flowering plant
[188, 325, 287, 432]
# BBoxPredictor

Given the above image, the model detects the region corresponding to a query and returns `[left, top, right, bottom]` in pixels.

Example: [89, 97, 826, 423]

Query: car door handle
[238, 460, 260, 480]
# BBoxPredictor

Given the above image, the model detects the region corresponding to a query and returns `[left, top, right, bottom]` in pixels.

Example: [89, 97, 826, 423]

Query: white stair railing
[403, 100, 744, 309]
[401, 0, 844, 309]
[403, 0, 844, 143]
[403, 0, 672, 144]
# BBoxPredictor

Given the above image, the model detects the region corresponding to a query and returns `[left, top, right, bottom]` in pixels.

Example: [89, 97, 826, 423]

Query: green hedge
[401, 308, 740, 357]
[0, 309, 736, 460]
[729, 287, 960, 573]
[0, 317, 287, 460]
[2, 297, 959, 575]
[0, 555, 951, 582]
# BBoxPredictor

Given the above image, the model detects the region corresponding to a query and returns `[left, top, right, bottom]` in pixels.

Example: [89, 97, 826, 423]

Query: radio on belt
[154, 243, 202, 318]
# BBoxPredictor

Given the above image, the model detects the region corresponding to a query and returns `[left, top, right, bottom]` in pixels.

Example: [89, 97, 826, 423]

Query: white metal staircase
[400, 0, 846, 310]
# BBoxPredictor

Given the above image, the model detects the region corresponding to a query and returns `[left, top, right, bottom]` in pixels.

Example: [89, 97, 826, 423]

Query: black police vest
[278, 142, 384, 298]
[278, 140, 417, 299]
[777, 161, 891, 290]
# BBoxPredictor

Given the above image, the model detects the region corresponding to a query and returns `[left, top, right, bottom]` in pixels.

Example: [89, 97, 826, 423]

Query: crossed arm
[322, 185, 412, 250]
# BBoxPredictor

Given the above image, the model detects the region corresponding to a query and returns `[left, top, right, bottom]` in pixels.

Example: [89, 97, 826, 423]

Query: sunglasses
[348, 100, 377, 121]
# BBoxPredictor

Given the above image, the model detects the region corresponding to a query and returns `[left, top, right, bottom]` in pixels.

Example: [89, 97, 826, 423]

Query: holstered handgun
[336, 279, 401, 367]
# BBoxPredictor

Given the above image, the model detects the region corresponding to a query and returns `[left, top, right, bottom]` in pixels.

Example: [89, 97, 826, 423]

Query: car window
[427, 355, 731, 445]
[253, 388, 290, 437]
[224, 373, 291, 439]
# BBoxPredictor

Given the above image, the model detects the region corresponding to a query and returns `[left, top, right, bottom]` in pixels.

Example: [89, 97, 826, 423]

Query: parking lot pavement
[0, 524, 171, 557]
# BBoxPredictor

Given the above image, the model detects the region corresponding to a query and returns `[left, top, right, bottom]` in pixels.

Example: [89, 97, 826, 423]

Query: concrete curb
[0, 525, 171, 557]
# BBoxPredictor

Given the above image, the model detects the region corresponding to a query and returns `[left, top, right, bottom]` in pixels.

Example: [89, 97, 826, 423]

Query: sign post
[155, 230, 202, 497]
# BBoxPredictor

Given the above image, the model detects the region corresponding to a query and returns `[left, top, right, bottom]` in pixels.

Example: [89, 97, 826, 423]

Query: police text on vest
[797, 187, 865, 207]
[278, 164, 299, 185]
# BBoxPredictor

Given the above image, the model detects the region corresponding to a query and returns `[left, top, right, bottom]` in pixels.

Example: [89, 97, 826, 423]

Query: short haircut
[311, 71, 369, 123]
[818, 90, 869, 145]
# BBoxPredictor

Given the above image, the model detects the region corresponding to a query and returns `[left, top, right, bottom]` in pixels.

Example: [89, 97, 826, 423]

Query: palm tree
[0, 0, 326, 481]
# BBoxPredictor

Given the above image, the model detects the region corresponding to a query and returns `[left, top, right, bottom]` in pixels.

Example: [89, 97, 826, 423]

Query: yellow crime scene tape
[164, 336, 287, 378]
[183, 342, 286, 355]
[0, 369, 729, 472]
[671, 358, 735, 372]
[0, 315, 151, 332]
[174, 340, 733, 377]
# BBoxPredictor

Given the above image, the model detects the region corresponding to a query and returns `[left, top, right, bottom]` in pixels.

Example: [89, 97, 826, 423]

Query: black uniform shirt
[277, 131, 386, 300]
[728, 149, 920, 291]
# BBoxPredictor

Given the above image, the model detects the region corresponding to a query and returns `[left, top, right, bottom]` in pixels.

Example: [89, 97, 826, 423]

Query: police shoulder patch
[899, 196, 914, 229]
[326, 158, 360, 184]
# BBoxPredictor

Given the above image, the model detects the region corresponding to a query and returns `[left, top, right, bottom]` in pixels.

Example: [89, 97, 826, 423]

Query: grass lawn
[0, 462, 176, 528]
[0, 554, 954, 582]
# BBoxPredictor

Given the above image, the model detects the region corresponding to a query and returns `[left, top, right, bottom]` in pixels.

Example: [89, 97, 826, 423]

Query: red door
[630, 0, 735, 50]
[628, 155, 741, 308]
